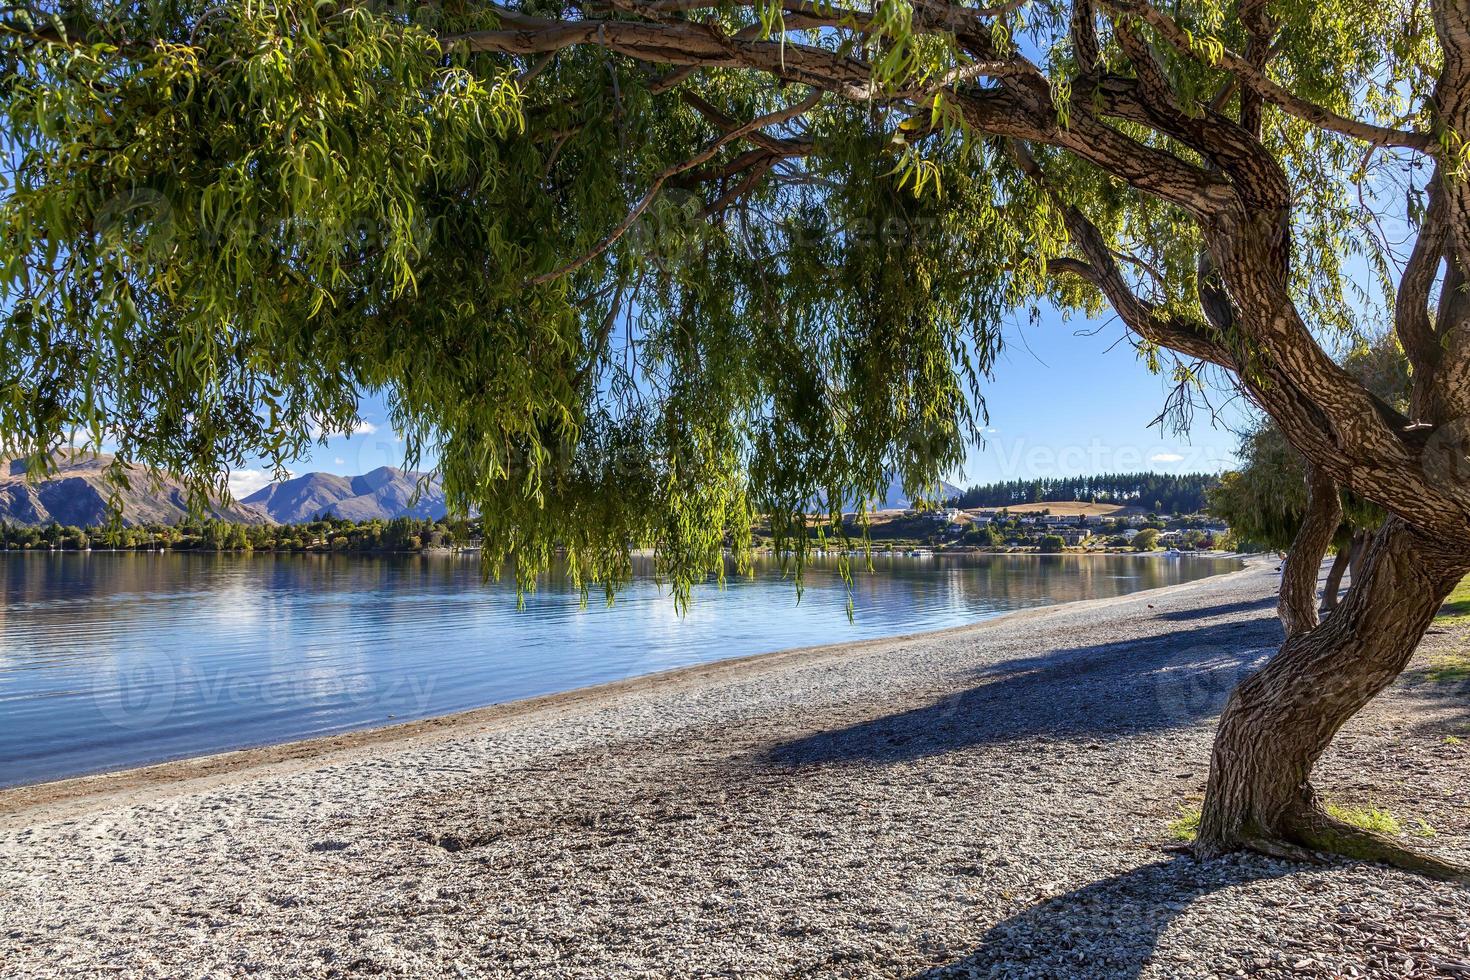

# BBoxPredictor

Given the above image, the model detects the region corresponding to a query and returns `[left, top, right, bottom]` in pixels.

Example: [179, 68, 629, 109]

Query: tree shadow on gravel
[768, 617, 1282, 767]
[1399, 665, 1470, 737]
[915, 855, 1308, 980]
[1154, 595, 1278, 622]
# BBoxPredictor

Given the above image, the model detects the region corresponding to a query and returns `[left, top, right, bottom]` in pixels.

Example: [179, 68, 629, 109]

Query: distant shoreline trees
[951, 473, 1217, 514]
[0, 516, 463, 555]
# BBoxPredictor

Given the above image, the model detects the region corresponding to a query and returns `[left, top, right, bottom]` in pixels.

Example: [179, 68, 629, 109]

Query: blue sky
[228, 303, 1253, 498]
[960, 307, 1252, 485]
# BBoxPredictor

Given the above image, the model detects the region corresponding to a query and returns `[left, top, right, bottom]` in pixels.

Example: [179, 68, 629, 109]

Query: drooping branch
[530, 89, 822, 285]
[457, 0, 1465, 538]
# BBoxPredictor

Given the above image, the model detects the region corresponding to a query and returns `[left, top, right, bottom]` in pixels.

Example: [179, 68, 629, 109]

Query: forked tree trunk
[1320, 546, 1351, 612]
[1196, 517, 1470, 877]
[1278, 464, 1341, 637]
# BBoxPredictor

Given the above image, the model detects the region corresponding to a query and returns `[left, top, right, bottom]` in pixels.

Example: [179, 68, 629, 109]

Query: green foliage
[0, 0, 1448, 608]
[954, 473, 1216, 514]
[0, 0, 1032, 607]
[1132, 527, 1160, 551]
[1038, 533, 1066, 552]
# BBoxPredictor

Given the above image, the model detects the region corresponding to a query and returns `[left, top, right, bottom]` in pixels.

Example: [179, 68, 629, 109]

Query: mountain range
[0, 453, 952, 526]
[0, 453, 272, 527]
[241, 467, 447, 523]
[867, 474, 965, 511]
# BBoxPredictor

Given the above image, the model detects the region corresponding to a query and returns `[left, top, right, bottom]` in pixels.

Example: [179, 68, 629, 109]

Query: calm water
[0, 551, 1238, 787]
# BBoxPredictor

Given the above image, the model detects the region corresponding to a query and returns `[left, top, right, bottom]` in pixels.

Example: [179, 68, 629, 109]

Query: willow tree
[3, 0, 1469, 873]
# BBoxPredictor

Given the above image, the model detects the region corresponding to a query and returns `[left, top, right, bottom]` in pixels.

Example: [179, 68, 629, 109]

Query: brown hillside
[0, 452, 274, 527]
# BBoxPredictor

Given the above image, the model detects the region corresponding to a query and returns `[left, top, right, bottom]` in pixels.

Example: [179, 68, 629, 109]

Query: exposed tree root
[1285, 807, 1470, 883]
[1236, 834, 1325, 865]
[1193, 806, 1470, 883]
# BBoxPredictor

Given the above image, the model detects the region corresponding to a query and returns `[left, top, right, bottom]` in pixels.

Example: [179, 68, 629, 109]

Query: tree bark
[1278, 463, 1341, 638]
[1196, 517, 1470, 877]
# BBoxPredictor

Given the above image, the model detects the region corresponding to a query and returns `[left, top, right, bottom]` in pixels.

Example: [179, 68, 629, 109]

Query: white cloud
[334, 457, 346, 465]
[228, 469, 279, 499]
[307, 419, 379, 440]
[65, 428, 123, 451]
[1150, 452, 1186, 463]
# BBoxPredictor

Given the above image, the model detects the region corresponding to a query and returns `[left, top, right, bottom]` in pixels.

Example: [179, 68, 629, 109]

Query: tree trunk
[1348, 529, 1367, 583]
[1278, 463, 1341, 638]
[1196, 517, 1470, 878]
[1320, 528, 1365, 613]
[1320, 546, 1350, 612]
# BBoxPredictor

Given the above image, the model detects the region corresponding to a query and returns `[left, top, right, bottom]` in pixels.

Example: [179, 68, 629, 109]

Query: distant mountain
[242, 466, 446, 523]
[871, 473, 965, 511]
[0, 455, 951, 527]
[0, 452, 274, 527]
[811, 473, 965, 513]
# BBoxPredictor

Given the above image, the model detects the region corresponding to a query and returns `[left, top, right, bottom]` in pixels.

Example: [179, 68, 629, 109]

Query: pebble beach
[2, 557, 1467, 978]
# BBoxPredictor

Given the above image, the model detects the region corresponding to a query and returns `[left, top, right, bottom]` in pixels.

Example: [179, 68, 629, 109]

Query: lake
[0, 551, 1239, 787]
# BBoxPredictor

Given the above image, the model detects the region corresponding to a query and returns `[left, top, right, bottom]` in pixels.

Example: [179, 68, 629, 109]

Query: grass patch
[1166, 803, 1416, 842]
[1326, 803, 1402, 836]
[1446, 735, 1464, 746]
[1426, 653, 1470, 683]
[1437, 576, 1470, 625]
[1168, 806, 1201, 842]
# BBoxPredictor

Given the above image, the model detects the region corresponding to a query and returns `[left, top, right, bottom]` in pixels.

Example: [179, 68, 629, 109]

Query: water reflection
[0, 551, 1237, 786]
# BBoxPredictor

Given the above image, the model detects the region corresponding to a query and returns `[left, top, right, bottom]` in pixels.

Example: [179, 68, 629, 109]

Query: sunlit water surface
[0, 551, 1238, 786]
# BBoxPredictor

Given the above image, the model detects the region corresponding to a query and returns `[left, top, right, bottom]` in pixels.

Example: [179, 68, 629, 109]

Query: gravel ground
[1, 557, 1467, 979]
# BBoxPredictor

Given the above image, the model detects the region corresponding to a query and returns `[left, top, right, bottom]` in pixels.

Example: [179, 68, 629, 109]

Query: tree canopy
[3, 0, 1468, 608]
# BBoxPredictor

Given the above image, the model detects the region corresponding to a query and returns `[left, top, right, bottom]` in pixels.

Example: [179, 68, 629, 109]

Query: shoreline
[0, 556, 1259, 826]
[2, 546, 1247, 558]
[5, 553, 1466, 979]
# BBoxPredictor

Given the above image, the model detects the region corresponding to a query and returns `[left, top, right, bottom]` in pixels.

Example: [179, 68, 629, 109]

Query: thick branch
[449, 15, 877, 96]
[1278, 463, 1341, 638]
[454, 2, 1233, 215]
[1069, 0, 1098, 73]
[1396, 176, 1448, 417]
[1101, 0, 1434, 152]
[1013, 139, 1236, 367]
[1236, 0, 1273, 136]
